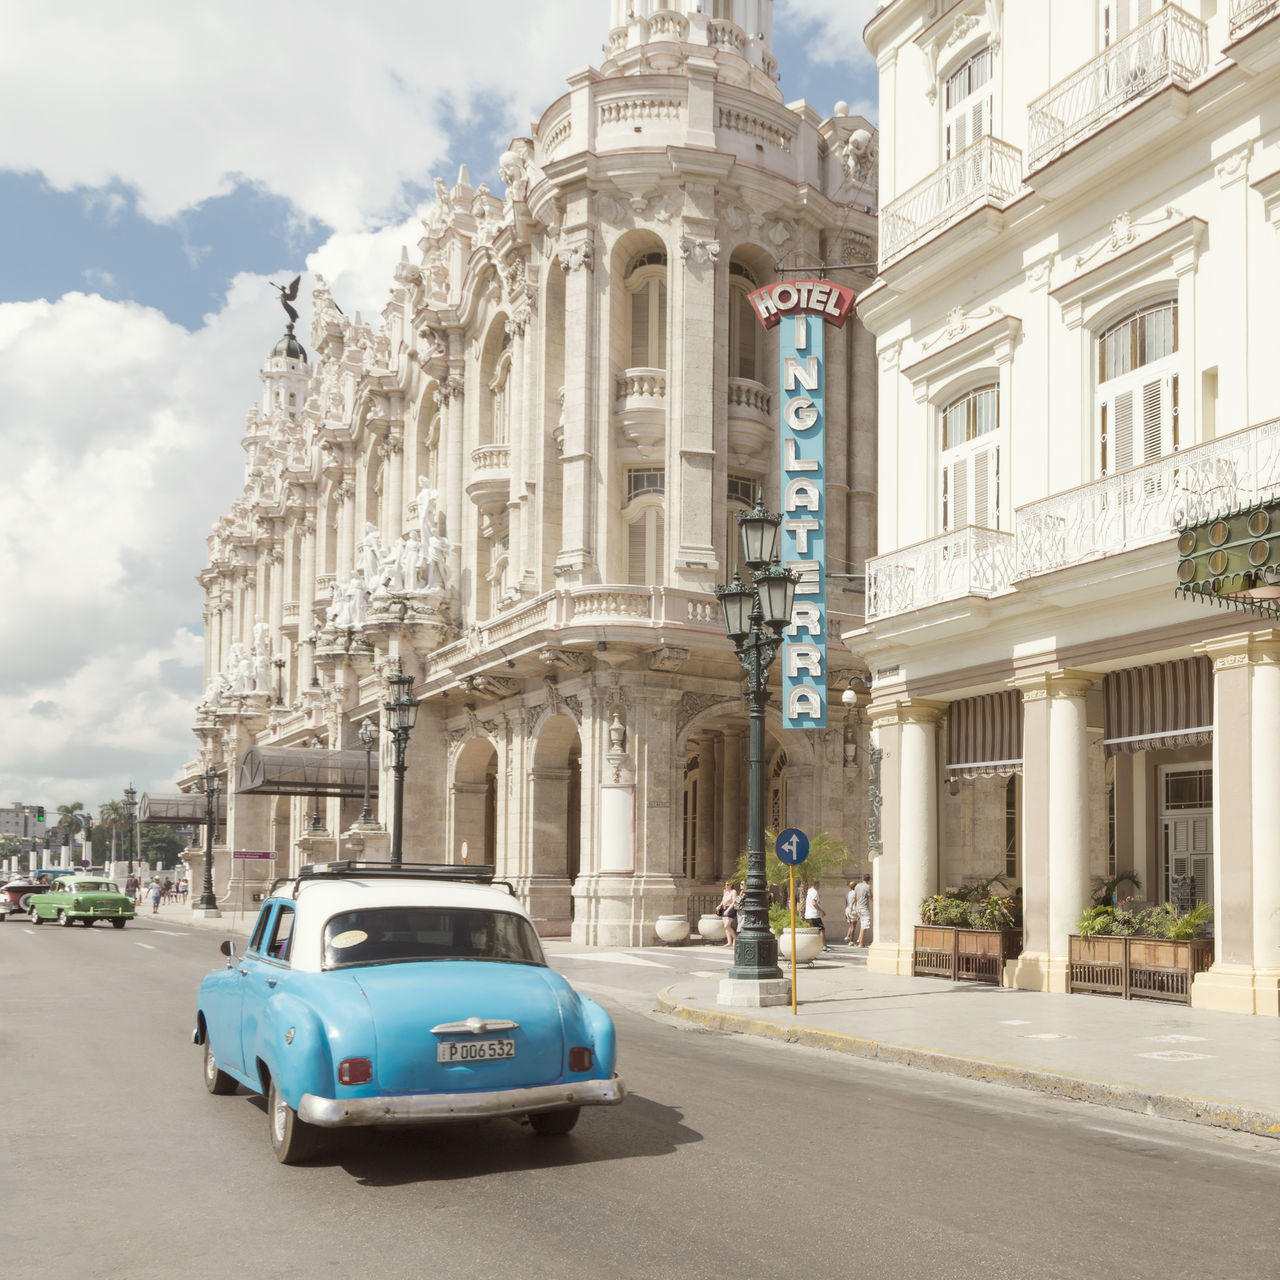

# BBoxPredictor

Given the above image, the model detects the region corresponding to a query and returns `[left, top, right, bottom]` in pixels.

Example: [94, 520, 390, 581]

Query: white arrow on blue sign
[775, 828, 809, 865]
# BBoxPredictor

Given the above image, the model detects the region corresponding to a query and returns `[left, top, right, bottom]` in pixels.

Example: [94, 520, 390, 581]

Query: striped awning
[945, 691, 1022, 778]
[1103, 656, 1213, 756]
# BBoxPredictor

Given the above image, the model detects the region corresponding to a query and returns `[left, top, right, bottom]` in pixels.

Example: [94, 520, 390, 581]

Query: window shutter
[1111, 389, 1134, 472]
[943, 455, 969, 531]
[970, 443, 1000, 528]
[1141, 377, 1166, 463]
[655, 282, 667, 371]
[628, 518, 647, 585]
[630, 288, 650, 367]
[970, 95, 991, 146]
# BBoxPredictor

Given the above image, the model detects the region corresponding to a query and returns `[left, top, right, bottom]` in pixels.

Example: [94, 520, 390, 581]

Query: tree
[56, 802, 87, 860]
[139, 825, 186, 864]
[98, 800, 130, 862]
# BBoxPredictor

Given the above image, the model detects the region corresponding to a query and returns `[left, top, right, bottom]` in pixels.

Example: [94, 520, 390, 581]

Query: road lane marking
[1138, 1050, 1214, 1061]
[135, 942, 156, 950]
[558, 952, 671, 968]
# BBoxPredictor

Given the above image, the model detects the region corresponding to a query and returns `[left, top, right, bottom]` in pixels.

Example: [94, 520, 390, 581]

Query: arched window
[939, 384, 1001, 531]
[728, 262, 763, 383]
[626, 252, 668, 369]
[625, 466, 665, 585]
[489, 352, 512, 446]
[1096, 300, 1177, 475]
[725, 472, 759, 578]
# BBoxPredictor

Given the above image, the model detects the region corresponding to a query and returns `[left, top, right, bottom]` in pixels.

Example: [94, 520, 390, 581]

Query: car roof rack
[278, 861, 514, 899]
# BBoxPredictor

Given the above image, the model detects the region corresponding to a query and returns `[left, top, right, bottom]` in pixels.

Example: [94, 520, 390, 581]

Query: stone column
[693, 729, 718, 884]
[1194, 633, 1280, 1015]
[336, 477, 355, 578]
[298, 515, 317, 688]
[383, 432, 405, 541]
[1009, 670, 1096, 993]
[717, 727, 744, 883]
[554, 232, 599, 584]
[865, 699, 944, 977]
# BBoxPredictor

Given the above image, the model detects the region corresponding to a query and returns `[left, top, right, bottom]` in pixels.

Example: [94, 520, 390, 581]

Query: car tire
[29, 908, 42, 925]
[111, 919, 127, 929]
[203, 1038, 238, 1096]
[57, 910, 72, 928]
[528, 1106, 581, 1136]
[82, 917, 94, 926]
[268, 1079, 320, 1164]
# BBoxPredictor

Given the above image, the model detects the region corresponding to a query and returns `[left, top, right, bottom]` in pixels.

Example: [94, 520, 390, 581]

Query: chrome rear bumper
[298, 1077, 626, 1128]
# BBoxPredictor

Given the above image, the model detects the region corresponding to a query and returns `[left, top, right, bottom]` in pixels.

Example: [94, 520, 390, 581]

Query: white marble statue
[357, 522, 384, 585]
[399, 528, 425, 590]
[376, 541, 404, 595]
[415, 477, 440, 542]
[226, 643, 252, 694]
[324, 579, 344, 628]
[197, 670, 232, 712]
[252, 620, 272, 693]
[426, 533, 451, 591]
[347, 570, 370, 626]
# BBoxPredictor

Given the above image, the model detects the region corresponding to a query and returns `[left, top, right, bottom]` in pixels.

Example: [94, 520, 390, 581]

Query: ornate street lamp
[123, 784, 137, 876]
[357, 716, 378, 825]
[273, 655, 286, 706]
[383, 661, 418, 869]
[308, 734, 326, 831]
[196, 766, 222, 915]
[304, 631, 320, 687]
[715, 504, 798, 990]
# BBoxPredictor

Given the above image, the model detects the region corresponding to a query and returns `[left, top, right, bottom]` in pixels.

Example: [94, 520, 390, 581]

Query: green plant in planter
[968, 894, 1018, 931]
[768, 902, 800, 934]
[1077, 901, 1211, 938]
[921, 876, 1019, 930]
[920, 894, 969, 926]
[733, 830, 852, 899]
[1092, 869, 1143, 906]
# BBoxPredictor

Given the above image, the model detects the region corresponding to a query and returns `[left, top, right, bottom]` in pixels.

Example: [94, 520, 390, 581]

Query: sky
[0, 0, 879, 816]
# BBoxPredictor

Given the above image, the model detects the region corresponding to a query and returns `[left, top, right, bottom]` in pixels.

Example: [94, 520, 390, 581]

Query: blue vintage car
[193, 862, 625, 1163]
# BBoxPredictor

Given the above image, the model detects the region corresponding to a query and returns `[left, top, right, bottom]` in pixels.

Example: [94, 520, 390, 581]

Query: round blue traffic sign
[775, 828, 809, 865]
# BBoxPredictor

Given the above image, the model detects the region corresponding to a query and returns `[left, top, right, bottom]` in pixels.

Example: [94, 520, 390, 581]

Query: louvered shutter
[943, 455, 969, 531]
[628, 518, 647, 584]
[630, 287, 650, 367]
[973, 443, 999, 528]
[1100, 388, 1135, 474]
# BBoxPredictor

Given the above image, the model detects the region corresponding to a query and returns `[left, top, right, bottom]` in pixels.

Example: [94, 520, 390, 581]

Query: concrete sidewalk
[658, 948, 1280, 1140]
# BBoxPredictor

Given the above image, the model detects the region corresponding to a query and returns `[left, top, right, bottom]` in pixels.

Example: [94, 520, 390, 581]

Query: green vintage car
[29, 876, 136, 928]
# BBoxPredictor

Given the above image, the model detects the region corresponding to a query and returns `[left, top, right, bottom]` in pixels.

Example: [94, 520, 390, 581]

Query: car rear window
[77, 882, 118, 893]
[322, 907, 546, 969]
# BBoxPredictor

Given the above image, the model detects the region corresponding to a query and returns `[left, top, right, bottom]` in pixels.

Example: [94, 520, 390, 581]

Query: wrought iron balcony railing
[1028, 6, 1208, 169]
[879, 136, 1024, 266]
[1230, 0, 1279, 38]
[1014, 418, 1280, 579]
[865, 526, 1016, 622]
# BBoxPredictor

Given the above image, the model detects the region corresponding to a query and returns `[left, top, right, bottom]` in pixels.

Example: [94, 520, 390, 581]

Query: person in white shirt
[844, 879, 858, 946]
[853, 874, 873, 947]
[803, 883, 830, 951]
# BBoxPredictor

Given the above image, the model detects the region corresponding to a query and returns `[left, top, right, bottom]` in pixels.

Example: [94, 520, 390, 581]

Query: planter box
[912, 926, 1023, 985]
[1068, 934, 1213, 1004]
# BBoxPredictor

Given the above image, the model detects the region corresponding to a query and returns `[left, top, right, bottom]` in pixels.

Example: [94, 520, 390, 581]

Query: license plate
[436, 1038, 516, 1063]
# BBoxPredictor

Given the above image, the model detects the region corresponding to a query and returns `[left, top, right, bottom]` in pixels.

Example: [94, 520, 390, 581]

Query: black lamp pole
[383, 662, 418, 869]
[273, 656, 286, 706]
[308, 735, 326, 831]
[715, 502, 798, 986]
[123, 784, 137, 876]
[197, 766, 222, 912]
[357, 716, 377, 824]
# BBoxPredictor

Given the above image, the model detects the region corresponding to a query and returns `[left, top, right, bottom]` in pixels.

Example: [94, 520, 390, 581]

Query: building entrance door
[1158, 765, 1212, 915]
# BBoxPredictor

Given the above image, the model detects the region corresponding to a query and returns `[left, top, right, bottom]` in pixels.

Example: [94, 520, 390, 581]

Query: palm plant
[99, 800, 129, 863]
[1091, 869, 1142, 906]
[56, 801, 87, 862]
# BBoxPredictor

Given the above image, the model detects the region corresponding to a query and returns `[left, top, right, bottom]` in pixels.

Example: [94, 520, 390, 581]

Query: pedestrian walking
[804, 881, 830, 950]
[148, 878, 163, 915]
[844, 879, 858, 945]
[853, 874, 873, 947]
[162, 876, 173, 904]
[178, 878, 188, 904]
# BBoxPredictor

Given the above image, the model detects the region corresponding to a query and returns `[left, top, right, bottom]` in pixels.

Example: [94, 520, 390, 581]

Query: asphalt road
[4, 918, 1278, 1280]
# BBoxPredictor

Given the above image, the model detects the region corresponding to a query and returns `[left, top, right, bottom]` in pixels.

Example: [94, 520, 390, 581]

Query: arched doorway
[453, 737, 498, 865]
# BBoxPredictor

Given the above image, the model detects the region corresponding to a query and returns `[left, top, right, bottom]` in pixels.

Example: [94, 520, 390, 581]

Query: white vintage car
[193, 861, 625, 1163]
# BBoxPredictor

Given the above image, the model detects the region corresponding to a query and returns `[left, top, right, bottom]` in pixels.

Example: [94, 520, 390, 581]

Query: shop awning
[238, 746, 380, 799]
[1175, 501, 1280, 620]
[139, 793, 226, 825]
[945, 691, 1022, 779]
[1103, 657, 1213, 757]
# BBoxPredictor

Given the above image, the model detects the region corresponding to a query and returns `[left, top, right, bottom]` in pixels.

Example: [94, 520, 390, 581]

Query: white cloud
[777, 0, 881, 71]
[0, 1, 603, 234]
[0, 285, 274, 808]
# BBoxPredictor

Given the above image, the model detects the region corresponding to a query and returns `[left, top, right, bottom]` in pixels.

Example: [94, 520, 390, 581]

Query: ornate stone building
[183, 0, 879, 944]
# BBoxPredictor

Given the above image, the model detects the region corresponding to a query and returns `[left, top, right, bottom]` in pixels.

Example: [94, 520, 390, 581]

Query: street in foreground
[3, 920, 1278, 1280]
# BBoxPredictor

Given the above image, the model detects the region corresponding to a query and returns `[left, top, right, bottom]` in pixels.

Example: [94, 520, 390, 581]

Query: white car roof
[257, 876, 533, 973]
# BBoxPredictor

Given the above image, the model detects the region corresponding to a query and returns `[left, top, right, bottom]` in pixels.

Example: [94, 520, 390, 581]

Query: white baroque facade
[185, 0, 880, 944]
[853, 0, 1280, 1013]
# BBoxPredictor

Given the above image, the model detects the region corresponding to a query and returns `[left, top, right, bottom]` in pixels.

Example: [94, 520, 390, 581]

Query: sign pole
[789, 866, 797, 1014]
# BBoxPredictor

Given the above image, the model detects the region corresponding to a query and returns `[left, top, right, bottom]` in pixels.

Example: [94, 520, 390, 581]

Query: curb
[656, 989, 1280, 1141]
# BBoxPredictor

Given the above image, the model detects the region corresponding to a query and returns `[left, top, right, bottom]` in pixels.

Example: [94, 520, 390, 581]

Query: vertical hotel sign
[748, 279, 857, 730]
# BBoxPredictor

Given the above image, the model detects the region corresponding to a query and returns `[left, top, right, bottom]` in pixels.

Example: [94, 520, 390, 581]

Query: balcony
[614, 367, 667, 458]
[1014, 418, 1280, 579]
[1227, 0, 1280, 72]
[727, 377, 772, 465]
[866, 527, 1016, 623]
[1027, 7, 1208, 180]
[465, 443, 512, 517]
[879, 136, 1024, 269]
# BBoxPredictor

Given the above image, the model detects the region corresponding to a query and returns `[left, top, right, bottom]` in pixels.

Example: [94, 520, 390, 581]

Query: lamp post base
[716, 977, 791, 1008]
[191, 904, 222, 919]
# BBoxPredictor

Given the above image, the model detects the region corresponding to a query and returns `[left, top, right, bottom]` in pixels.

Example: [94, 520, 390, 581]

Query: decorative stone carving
[676, 692, 735, 735]
[649, 646, 690, 672]
[679, 236, 720, 265]
[540, 648, 593, 672]
[557, 240, 593, 273]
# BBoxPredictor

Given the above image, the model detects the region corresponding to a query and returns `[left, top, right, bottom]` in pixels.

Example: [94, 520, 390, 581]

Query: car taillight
[338, 1057, 372, 1085]
[568, 1047, 592, 1072]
